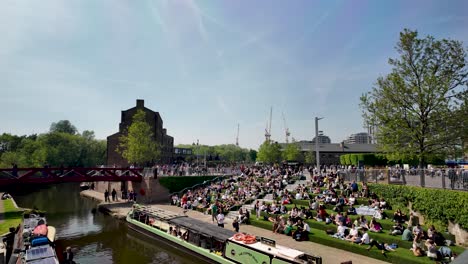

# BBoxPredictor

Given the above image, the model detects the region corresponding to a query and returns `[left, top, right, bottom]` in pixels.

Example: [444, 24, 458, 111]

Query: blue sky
[1, 0, 467, 150]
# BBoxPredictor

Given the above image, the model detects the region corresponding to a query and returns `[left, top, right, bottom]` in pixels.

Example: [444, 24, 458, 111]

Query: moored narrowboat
[126, 205, 322, 264]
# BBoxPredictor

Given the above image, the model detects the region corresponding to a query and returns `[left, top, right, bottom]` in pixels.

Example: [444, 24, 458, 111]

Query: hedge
[368, 184, 468, 230]
[159, 176, 221, 193]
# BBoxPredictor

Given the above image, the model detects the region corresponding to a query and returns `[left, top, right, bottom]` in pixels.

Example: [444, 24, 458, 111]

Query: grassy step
[249, 216, 463, 264]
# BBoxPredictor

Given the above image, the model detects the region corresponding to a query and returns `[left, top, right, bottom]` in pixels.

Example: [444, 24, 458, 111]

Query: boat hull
[126, 216, 234, 264]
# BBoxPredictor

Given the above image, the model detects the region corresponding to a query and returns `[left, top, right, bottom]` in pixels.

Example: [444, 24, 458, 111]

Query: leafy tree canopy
[361, 29, 468, 169]
[256, 141, 282, 164]
[0, 121, 105, 168]
[118, 110, 160, 165]
[282, 142, 302, 161]
[49, 120, 78, 135]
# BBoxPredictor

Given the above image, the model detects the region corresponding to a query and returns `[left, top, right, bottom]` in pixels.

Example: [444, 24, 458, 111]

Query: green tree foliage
[305, 150, 315, 165]
[282, 142, 302, 161]
[118, 110, 160, 165]
[175, 144, 253, 163]
[248, 149, 257, 162]
[339, 154, 388, 166]
[360, 29, 468, 184]
[0, 123, 106, 168]
[49, 120, 78, 135]
[256, 141, 282, 164]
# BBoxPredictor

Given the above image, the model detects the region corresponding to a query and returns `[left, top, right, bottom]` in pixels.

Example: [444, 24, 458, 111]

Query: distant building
[311, 131, 331, 144]
[173, 147, 193, 162]
[345, 132, 372, 144]
[281, 142, 378, 165]
[107, 99, 174, 166]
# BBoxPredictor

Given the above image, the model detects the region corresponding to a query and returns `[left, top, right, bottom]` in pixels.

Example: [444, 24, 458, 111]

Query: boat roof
[169, 217, 236, 241]
[134, 206, 182, 221]
[132, 205, 235, 240]
[228, 238, 305, 261]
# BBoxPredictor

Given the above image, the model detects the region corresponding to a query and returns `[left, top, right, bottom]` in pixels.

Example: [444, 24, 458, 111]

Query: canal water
[10, 183, 204, 264]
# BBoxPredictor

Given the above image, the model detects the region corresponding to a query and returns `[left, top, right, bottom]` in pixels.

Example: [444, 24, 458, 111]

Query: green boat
[126, 205, 322, 264]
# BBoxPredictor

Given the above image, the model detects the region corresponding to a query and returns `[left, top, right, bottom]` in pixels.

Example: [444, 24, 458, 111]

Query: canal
[10, 183, 204, 264]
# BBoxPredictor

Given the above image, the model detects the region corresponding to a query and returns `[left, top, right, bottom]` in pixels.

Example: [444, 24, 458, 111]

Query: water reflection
[10, 183, 204, 264]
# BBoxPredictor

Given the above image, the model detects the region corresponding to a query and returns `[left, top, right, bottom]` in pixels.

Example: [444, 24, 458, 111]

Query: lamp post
[315, 117, 323, 175]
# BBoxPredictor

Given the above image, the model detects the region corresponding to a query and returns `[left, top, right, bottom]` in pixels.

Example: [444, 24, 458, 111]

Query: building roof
[283, 142, 378, 153]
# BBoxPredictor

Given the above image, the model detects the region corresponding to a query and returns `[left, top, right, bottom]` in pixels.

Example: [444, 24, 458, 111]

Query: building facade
[311, 134, 332, 144]
[107, 99, 174, 166]
[345, 132, 372, 144]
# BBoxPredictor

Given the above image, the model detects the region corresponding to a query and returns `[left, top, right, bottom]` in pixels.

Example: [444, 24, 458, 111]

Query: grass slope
[0, 199, 22, 235]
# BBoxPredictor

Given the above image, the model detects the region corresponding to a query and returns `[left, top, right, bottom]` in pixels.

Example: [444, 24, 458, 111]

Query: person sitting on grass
[393, 209, 407, 223]
[366, 240, 396, 255]
[369, 217, 383, 233]
[391, 222, 404, 236]
[347, 205, 357, 215]
[425, 239, 438, 259]
[411, 233, 425, 257]
[284, 218, 294, 236]
[358, 228, 370, 245]
[402, 225, 413, 241]
[333, 222, 347, 239]
[345, 224, 359, 241]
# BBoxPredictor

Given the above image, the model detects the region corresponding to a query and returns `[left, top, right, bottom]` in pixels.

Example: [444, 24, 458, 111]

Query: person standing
[216, 211, 225, 228]
[211, 203, 218, 223]
[111, 189, 117, 201]
[104, 189, 110, 202]
[232, 218, 240, 232]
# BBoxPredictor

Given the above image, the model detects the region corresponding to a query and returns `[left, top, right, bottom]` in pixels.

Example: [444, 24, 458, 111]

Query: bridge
[0, 167, 143, 187]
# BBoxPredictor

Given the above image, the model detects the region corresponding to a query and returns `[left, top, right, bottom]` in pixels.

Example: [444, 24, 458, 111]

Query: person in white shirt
[335, 223, 347, 238]
[216, 212, 225, 228]
[359, 229, 371, 245]
[295, 192, 303, 200]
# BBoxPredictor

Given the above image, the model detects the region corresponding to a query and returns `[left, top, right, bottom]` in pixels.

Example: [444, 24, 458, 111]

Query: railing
[334, 168, 468, 190]
[0, 167, 143, 186]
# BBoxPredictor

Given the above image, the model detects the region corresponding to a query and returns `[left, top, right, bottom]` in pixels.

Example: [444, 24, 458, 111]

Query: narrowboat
[8, 213, 60, 264]
[126, 205, 322, 264]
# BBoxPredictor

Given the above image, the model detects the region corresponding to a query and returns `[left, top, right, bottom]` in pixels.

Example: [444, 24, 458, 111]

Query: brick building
[107, 99, 174, 166]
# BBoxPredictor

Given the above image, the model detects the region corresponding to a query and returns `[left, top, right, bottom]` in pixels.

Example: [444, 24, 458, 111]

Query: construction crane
[265, 107, 272, 142]
[282, 112, 291, 143]
[235, 123, 240, 146]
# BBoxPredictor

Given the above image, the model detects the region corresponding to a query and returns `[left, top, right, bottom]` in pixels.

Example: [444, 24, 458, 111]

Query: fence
[337, 168, 468, 191]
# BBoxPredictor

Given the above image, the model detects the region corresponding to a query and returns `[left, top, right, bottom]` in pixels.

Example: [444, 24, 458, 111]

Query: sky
[1, 0, 468, 150]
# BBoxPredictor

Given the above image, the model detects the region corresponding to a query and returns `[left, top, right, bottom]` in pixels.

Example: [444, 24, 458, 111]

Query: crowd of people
[170, 164, 458, 262]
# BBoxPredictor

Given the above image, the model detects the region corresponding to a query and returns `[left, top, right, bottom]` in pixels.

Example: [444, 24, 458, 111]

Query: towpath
[81, 190, 388, 264]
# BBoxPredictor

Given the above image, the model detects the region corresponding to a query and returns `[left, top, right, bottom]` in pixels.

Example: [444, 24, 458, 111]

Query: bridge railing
[334, 168, 468, 191]
[0, 167, 144, 186]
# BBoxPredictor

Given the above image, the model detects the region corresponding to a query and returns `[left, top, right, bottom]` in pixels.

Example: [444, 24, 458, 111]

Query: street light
[315, 117, 323, 175]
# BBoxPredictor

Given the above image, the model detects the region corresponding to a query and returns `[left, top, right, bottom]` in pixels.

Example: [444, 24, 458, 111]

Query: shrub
[369, 184, 468, 229]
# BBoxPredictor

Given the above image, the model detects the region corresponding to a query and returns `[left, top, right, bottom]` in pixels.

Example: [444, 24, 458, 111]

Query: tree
[282, 142, 302, 161]
[360, 29, 468, 186]
[305, 150, 315, 165]
[256, 141, 282, 164]
[248, 149, 257, 162]
[117, 110, 160, 165]
[49, 120, 78, 135]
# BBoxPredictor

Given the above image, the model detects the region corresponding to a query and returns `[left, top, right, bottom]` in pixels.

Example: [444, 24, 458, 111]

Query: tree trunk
[419, 158, 425, 187]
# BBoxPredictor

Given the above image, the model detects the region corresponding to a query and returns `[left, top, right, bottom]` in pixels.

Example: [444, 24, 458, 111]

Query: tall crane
[235, 123, 240, 146]
[265, 107, 272, 142]
[282, 112, 291, 143]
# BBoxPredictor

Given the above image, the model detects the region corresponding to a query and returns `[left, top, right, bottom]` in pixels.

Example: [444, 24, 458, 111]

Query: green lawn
[251, 198, 466, 264]
[0, 199, 23, 235]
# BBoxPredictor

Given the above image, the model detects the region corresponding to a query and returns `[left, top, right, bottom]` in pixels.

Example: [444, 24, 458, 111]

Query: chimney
[136, 99, 144, 108]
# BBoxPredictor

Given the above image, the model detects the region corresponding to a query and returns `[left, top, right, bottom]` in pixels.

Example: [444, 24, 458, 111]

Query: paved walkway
[81, 189, 388, 264]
